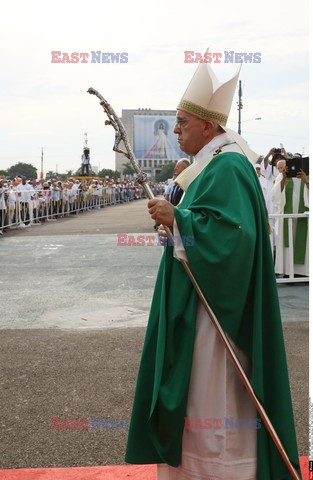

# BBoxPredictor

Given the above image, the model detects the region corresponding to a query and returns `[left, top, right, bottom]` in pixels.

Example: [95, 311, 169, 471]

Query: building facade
[115, 108, 186, 179]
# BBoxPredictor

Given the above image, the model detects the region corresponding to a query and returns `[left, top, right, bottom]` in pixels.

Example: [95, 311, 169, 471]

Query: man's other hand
[148, 199, 174, 227]
[157, 225, 168, 246]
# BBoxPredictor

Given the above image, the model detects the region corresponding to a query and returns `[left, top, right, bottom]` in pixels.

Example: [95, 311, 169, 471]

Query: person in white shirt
[29, 179, 40, 224]
[255, 164, 267, 200]
[0, 180, 8, 234]
[168, 158, 191, 206]
[81, 150, 90, 176]
[271, 160, 309, 276]
[7, 185, 17, 227]
[16, 177, 33, 225]
[261, 147, 287, 214]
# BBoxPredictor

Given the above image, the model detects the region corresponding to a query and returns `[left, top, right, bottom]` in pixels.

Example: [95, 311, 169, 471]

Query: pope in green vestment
[125, 147, 300, 479]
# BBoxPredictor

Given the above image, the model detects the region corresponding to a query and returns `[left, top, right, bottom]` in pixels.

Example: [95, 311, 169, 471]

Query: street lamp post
[237, 80, 243, 135]
[39, 146, 49, 179]
[237, 81, 261, 134]
[40, 147, 44, 180]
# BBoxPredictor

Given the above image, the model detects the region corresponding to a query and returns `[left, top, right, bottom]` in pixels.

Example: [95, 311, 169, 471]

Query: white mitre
[177, 50, 259, 164]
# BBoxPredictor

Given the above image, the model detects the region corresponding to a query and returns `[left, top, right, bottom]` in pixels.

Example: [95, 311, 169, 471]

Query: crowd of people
[1, 161, 309, 280]
[255, 148, 309, 277]
[0, 176, 168, 235]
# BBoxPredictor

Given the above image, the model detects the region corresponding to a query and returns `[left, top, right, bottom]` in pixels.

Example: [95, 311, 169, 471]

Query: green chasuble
[125, 151, 300, 479]
[283, 178, 309, 265]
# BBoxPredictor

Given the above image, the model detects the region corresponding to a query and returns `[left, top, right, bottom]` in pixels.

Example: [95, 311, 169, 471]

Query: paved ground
[3, 200, 153, 236]
[0, 200, 309, 468]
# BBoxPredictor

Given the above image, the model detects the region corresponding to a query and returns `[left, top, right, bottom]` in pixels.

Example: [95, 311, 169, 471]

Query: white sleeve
[261, 160, 273, 181]
[164, 181, 174, 195]
[271, 173, 286, 213]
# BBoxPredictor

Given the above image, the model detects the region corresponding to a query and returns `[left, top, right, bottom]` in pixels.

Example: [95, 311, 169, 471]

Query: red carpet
[0, 458, 307, 479]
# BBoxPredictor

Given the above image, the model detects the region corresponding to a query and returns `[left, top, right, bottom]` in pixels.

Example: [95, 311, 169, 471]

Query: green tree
[7, 162, 37, 179]
[74, 168, 97, 177]
[0, 169, 8, 176]
[56, 173, 68, 181]
[99, 168, 120, 180]
[45, 171, 72, 181]
[155, 163, 175, 182]
[122, 162, 135, 176]
[45, 171, 56, 180]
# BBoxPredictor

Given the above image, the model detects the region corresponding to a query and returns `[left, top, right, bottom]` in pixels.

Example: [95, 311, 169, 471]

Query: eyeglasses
[175, 119, 189, 129]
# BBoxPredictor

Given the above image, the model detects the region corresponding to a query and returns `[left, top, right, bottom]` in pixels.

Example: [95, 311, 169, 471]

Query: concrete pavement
[0, 199, 309, 468]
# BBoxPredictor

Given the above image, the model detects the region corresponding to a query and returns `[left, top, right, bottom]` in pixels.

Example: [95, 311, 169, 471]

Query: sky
[0, 0, 309, 175]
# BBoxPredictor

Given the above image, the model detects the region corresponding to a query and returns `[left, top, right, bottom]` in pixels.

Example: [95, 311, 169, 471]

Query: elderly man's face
[174, 160, 186, 175]
[174, 110, 209, 156]
[277, 160, 286, 173]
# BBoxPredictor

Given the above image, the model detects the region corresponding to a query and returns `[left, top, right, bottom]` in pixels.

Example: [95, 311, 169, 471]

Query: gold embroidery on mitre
[177, 100, 228, 126]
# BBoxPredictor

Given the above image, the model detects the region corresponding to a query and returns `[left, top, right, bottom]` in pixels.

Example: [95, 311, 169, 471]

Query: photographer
[271, 158, 309, 277]
[261, 147, 287, 214]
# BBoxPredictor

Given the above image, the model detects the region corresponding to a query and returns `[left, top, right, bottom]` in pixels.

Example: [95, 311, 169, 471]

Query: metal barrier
[269, 213, 309, 283]
[3, 194, 307, 285]
[0, 187, 144, 234]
